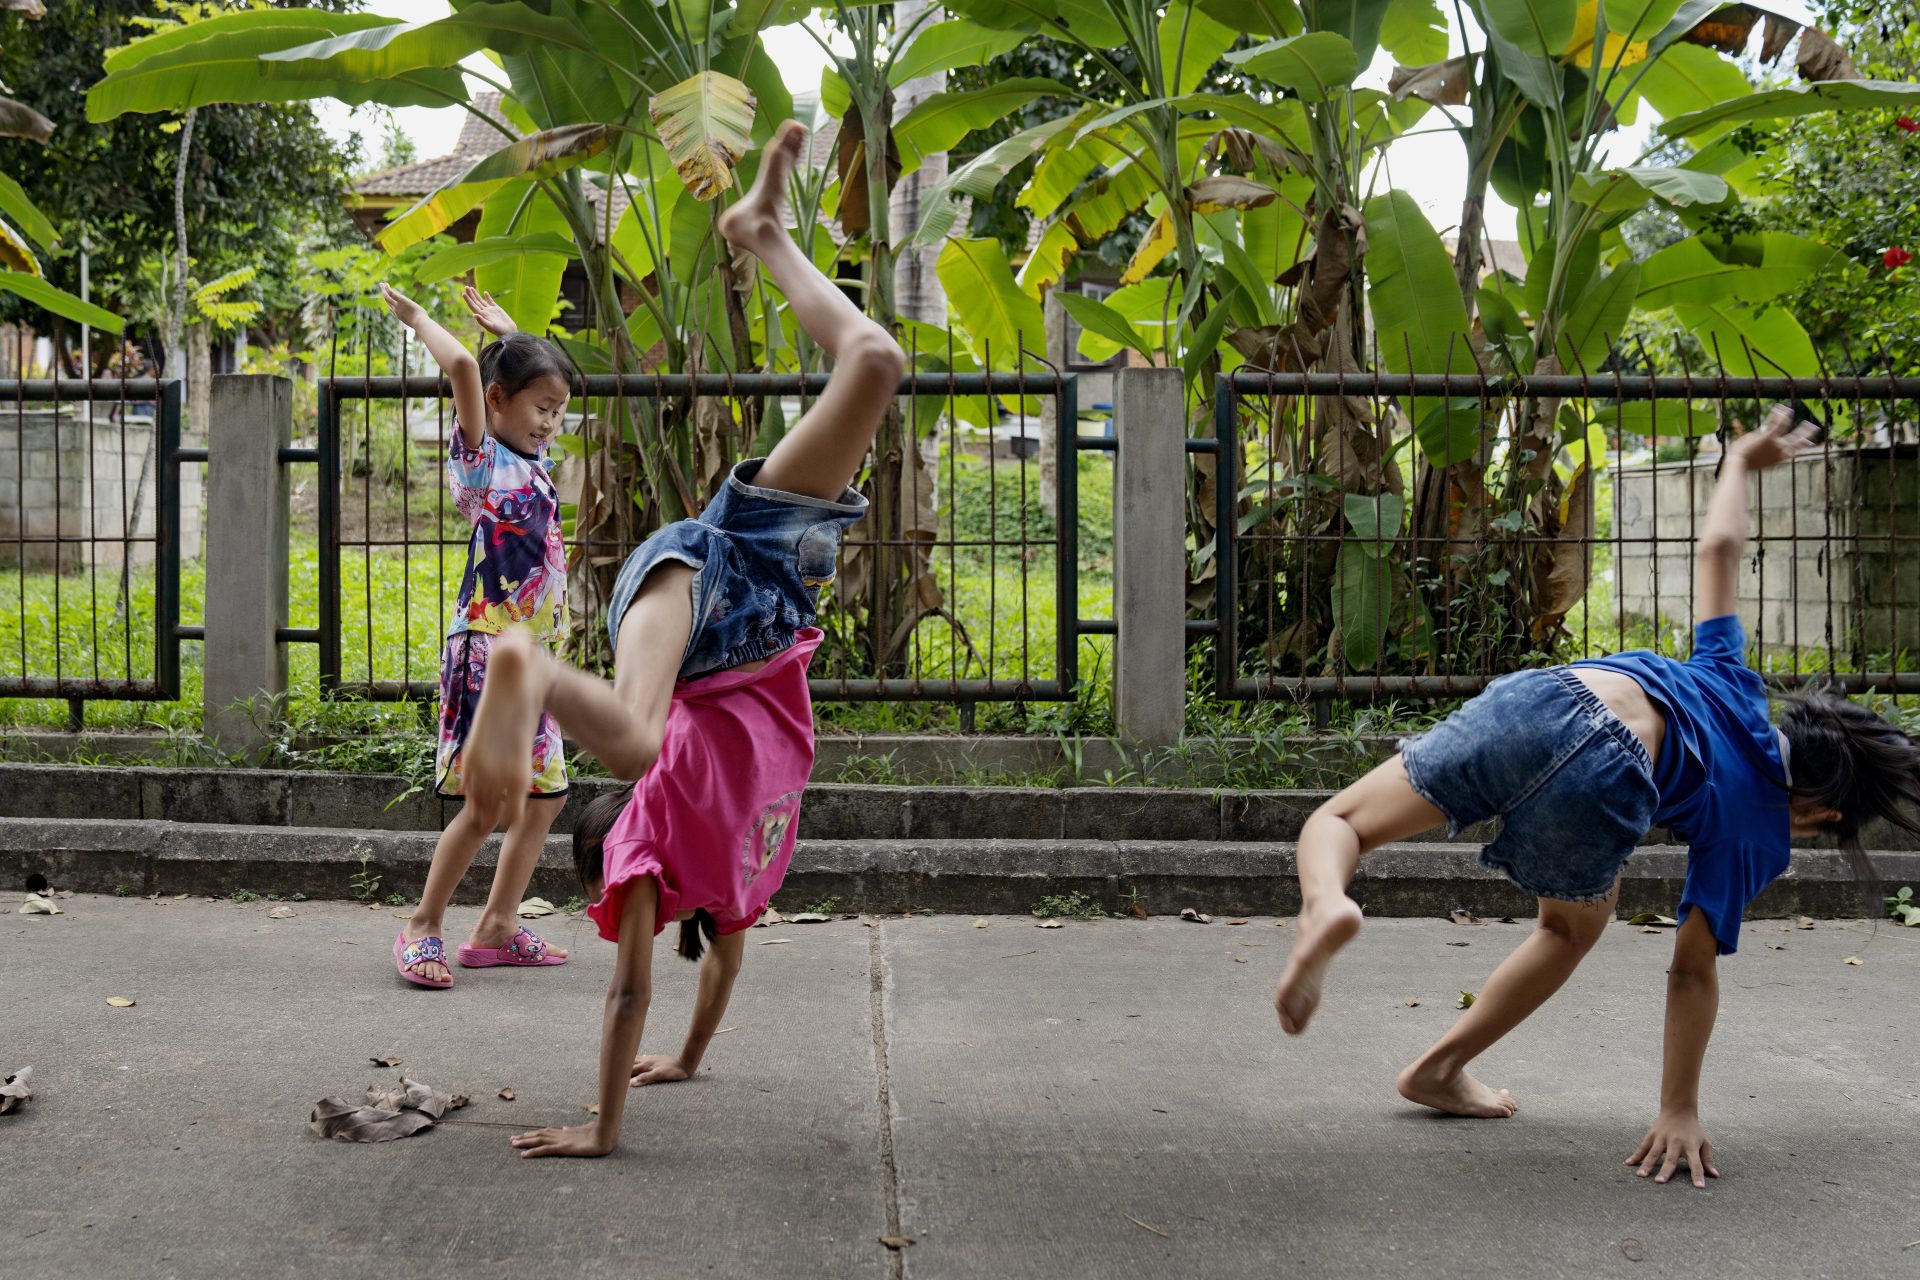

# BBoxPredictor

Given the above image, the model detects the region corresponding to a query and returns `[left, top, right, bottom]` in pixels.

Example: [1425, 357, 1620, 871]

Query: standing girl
[1272, 405, 1920, 1187]
[443, 121, 901, 1158]
[379, 282, 576, 988]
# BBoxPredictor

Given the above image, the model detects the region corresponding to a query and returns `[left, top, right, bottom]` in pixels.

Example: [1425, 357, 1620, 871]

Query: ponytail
[678, 908, 719, 962]
[1777, 689, 1920, 911]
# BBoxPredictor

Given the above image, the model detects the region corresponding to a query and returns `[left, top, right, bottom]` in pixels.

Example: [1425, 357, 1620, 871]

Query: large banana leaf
[0, 219, 37, 275]
[936, 238, 1045, 369]
[1072, 277, 1182, 361]
[1570, 165, 1727, 212]
[0, 269, 123, 332]
[1600, 0, 1686, 41]
[1119, 211, 1176, 285]
[1363, 190, 1477, 464]
[1016, 221, 1079, 297]
[1196, 0, 1303, 39]
[1158, 1, 1240, 98]
[1672, 300, 1816, 377]
[910, 111, 1089, 247]
[1224, 33, 1359, 101]
[415, 232, 579, 285]
[86, 12, 467, 120]
[888, 19, 1026, 87]
[1659, 78, 1920, 137]
[649, 71, 757, 201]
[893, 78, 1072, 177]
[1629, 43, 1750, 138]
[1466, 0, 1562, 107]
[1636, 232, 1843, 310]
[1378, 0, 1447, 64]
[258, 2, 629, 88]
[1061, 158, 1157, 243]
[1058, 291, 1151, 361]
[1333, 542, 1392, 670]
[475, 183, 572, 335]
[1020, 131, 1122, 218]
[0, 171, 55, 250]
[937, 0, 1128, 50]
[1556, 261, 1639, 374]
[377, 123, 610, 254]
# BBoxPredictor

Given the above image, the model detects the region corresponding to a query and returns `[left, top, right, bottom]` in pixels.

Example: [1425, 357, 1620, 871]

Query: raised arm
[1626, 908, 1721, 1188]
[1696, 404, 1819, 621]
[380, 283, 486, 452]
[631, 928, 747, 1086]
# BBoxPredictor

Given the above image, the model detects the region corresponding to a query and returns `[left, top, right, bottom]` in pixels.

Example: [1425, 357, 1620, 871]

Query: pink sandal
[457, 926, 567, 969]
[394, 932, 454, 989]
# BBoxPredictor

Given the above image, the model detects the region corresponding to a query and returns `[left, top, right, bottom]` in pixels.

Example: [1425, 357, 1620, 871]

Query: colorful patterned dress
[434, 418, 569, 798]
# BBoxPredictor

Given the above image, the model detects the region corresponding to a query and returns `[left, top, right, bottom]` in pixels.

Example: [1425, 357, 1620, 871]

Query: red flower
[1898, 116, 1920, 134]
[1886, 246, 1914, 270]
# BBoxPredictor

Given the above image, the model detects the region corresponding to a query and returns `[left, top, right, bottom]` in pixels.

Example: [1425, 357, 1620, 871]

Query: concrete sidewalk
[5, 896, 1917, 1279]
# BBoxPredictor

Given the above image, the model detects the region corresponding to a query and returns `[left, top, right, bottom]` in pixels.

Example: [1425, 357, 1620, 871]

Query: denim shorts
[1398, 667, 1658, 902]
[607, 459, 868, 681]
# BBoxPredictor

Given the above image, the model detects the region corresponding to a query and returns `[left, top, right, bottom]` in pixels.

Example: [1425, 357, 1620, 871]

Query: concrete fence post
[1111, 367, 1186, 748]
[203, 375, 291, 752]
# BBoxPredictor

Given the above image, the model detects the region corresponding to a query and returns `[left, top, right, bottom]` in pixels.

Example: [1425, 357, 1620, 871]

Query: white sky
[319, 1, 1816, 245]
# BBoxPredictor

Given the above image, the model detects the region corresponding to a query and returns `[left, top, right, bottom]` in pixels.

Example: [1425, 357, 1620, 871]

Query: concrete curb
[5, 762, 1916, 851]
[3, 817, 1909, 920]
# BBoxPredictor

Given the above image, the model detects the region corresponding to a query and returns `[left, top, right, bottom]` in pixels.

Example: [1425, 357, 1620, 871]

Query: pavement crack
[869, 925, 905, 1280]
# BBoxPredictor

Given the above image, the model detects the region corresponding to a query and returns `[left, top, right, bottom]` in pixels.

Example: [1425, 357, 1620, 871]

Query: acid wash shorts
[607, 459, 867, 681]
[1397, 667, 1658, 902]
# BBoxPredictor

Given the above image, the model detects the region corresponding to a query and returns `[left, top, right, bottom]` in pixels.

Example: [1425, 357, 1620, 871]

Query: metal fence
[0, 377, 186, 725]
[308, 369, 1086, 705]
[1212, 367, 1920, 704]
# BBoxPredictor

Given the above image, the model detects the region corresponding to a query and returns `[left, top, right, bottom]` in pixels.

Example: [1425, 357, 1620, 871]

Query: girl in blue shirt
[1274, 405, 1920, 1188]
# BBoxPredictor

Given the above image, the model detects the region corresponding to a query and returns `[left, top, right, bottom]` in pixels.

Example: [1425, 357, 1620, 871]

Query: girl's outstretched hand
[630, 1054, 692, 1086]
[462, 285, 516, 337]
[510, 1122, 614, 1159]
[1728, 403, 1819, 471]
[1626, 1109, 1719, 1188]
[378, 282, 425, 329]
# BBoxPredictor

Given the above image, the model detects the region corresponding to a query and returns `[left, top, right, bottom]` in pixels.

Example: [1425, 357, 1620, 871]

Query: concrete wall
[0, 406, 204, 573]
[1613, 445, 1919, 654]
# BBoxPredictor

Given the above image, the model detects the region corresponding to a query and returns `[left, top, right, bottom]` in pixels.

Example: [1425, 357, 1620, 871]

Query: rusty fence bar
[0, 378, 186, 727]
[307, 369, 1083, 706]
[1214, 367, 1920, 704]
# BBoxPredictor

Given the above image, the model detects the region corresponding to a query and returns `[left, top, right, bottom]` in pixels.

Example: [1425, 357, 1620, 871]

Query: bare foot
[1273, 897, 1363, 1034]
[1396, 1060, 1518, 1118]
[461, 629, 551, 831]
[718, 120, 806, 256]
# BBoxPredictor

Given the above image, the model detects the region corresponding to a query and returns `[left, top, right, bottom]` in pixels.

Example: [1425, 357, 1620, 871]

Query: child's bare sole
[1273, 898, 1363, 1034]
[461, 631, 548, 828]
[717, 120, 806, 254]
[1395, 1062, 1518, 1118]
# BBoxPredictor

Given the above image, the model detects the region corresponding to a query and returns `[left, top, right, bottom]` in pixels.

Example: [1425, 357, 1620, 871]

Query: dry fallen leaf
[105, 996, 135, 1008]
[370, 1057, 401, 1068]
[787, 912, 830, 924]
[1232, 956, 1249, 964]
[586, 1103, 600, 1115]
[309, 1077, 467, 1143]
[1035, 919, 1064, 929]
[1179, 908, 1212, 924]
[1275, 919, 1289, 928]
[268, 905, 296, 919]
[1456, 991, 1476, 1009]
[1, 1066, 31, 1115]
[1127, 903, 1149, 919]
[1795, 916, 1816, 930]
[759, 938, 793, 946]
[1446, 940, 1471, 947]
[1225, 919, 1249, 927]
[19, 894, 62, 915]
[879, 1236, 915, 1251]
[1640, 926, 1662, 934]
[972, 918, 989, 928]
[1628, 912, 1678, 927]
[1405, 999, 1421, 1007]
[498, 1087, 516, 1101]
[755, 908, 786, 927]
[517, 897, 557, 918]
[1843, 956, 1863, 965]
[52, 889, 73, 899]
[1448, 907, 1480, 926]
[1767, 943, 1787, 951]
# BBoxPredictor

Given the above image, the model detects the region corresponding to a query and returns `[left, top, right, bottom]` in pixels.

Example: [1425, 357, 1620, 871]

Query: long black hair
[477, 331, 573, 399]
[1777, 689, 1920, 898]
[573, 785, 718, 962]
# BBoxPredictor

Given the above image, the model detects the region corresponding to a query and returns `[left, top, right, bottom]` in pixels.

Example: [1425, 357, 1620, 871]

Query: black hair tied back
[1778, 690, 1920, 909]
[572, 784, 719, 964]
[477, 331, 574, 398]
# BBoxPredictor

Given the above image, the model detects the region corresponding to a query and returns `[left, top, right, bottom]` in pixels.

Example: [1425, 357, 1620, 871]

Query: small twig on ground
[1125, 1215, 1171, 1239]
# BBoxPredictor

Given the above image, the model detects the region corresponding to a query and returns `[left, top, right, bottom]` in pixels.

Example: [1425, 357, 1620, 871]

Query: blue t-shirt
[1572, 615, 1788, 954]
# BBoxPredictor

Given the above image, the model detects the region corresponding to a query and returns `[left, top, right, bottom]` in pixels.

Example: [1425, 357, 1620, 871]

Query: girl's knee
[1536, 901, 1611, 951]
